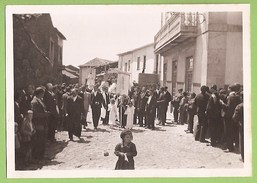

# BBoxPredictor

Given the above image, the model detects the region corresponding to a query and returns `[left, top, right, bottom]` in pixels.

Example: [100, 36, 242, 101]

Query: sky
[50, 6, 162, 67]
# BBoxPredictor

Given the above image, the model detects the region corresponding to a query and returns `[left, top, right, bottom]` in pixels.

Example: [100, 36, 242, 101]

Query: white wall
[79, 67, 96, 85]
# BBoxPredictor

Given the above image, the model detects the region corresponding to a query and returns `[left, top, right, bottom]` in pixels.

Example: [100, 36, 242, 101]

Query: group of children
[108, 94, 135, 130]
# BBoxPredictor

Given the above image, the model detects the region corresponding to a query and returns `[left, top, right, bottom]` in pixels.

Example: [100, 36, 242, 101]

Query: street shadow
[76, 138, 91, 144]
[153, 127, 166, 131]
[131, 128, 146, 133]
[85, 128, 111, 133]
[80, 134, 93, 139]
[16, 140, 68, 171]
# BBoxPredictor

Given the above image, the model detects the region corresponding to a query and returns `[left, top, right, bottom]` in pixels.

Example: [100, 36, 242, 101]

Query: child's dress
[125, 105, 135, 129]
[114, 142, 137, 170]
[109, 103, 118, 125]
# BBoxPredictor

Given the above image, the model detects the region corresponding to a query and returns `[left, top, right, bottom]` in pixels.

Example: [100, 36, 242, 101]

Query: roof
[117, 43, 154, 56]
[66, 65, 79, 72]
[79, 57, 114, 68]
[62, 70, 78, 79]
[55, 28, 66, 40]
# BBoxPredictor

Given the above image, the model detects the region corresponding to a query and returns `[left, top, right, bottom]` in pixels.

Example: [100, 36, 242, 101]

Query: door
[172, 60, 178, 96]
[185, 57, 193, 93]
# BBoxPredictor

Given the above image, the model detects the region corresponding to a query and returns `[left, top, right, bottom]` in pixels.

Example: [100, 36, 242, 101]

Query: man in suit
[153, 84, 161, 123]
[66, 88, 84, 141]
[172, 89, 183, 123]
[31, 87, 48, 160]
[157, 87, 168, 126]
[61, 87, 71, 131]
[101, 86, 110, 125]
[194, 85, 210, 143]
[221, 84, 242, 152]
[83, 87, 91, 129]
[20, 84, 35, 116]
[132, 87, 140, 125]
[44, 83, 58, 142]
[138, 87, 148, 127]
[91, 85, 104, 130]
[145, 89, 157, 130]
[14, 90, 23, 128]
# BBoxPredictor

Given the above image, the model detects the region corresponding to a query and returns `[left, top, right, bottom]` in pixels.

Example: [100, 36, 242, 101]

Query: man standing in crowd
[66, 88, 84, 141]
[101, 86, 110, 125]
[14, 91, 23, 128]
[222, 84, 242, 152]
[172, 89, 183, 124]
[20, 84, 35, 116]
[138, 87, 148, 127]
[132, 87, 140, 125]
[206, 91, 222, 147]
[83, 86, 91, 129]
[233, 91, 244, 162]
[62, 87, 71, 131]
[153, 84, 161, 123]
[195, 85, 210, 143]
[145, 89, 157, 130]
[91, 85, 104, 130]
[44, 83, 58, 143]
[157, 87, 168, 126]
[31, 87, 48, 160]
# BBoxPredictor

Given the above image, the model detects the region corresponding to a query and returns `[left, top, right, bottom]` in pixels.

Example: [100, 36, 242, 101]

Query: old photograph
[6, 5, 251, 178]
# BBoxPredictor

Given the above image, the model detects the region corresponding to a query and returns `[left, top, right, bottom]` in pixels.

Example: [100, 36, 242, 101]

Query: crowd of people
[14, 81, 244, 170]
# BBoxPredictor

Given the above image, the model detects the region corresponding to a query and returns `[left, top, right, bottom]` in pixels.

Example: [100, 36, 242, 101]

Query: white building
[117, 43, 156, 85]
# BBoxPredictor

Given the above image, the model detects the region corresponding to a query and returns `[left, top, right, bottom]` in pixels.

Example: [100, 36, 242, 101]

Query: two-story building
[13, 13, 66, 90]
[154, 12, 243, 96]
[118, 43, 156, 85]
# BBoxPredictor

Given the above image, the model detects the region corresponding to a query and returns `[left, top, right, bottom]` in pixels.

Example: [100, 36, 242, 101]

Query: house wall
[157, 12, 243, 94]
[79, 67, 96, 86]
[119, 44, 155, 84]
[13, 15, 54, 91]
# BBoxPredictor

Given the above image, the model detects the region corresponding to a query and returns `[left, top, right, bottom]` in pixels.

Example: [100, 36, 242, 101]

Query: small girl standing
[109, 98, 118, 128]
[114, 130, 137, 170]
[125, 100, 135, 130]
[20, 110, 35, 164]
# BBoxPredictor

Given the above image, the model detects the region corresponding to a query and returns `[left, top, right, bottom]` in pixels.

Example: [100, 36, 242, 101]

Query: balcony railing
[154, 12, 199, 52]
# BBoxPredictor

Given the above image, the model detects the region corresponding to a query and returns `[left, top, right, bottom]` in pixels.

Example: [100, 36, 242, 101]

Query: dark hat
[120, 129, 133, 139]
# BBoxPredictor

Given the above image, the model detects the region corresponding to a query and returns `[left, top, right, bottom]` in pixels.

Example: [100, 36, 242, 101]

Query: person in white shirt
[125, 100, 135, 130]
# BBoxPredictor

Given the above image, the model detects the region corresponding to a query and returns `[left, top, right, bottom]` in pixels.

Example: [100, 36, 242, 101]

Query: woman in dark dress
[114, 130, 137, 170]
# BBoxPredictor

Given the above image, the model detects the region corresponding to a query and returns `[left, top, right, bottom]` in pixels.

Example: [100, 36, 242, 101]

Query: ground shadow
[85, 128, 110, 133]
[152, 127, 166, 131]
[76, 138, 91, 144]
[16, 140, 68, 171]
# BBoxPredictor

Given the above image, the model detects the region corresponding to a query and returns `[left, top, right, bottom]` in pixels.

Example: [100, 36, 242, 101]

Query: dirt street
[30, 110, 243, 170]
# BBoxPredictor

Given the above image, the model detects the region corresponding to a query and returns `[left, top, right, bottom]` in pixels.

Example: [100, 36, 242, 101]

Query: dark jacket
[138, 92, 148, 111]
[195, 93, 210, 115]
[115, 142, 137, 170]
[43, 91, 58, 117]
[145, 96, 157, 114]
[102, 92, 110, 109]
[31, 97, 48, 127]
[91, 91, 104, 109]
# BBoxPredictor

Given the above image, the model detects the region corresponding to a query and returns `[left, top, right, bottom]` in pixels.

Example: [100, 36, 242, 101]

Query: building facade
[79, 57, 116, 86]
[13, 14, 66, 90]
[118, 43, 156, 85]
[154, 12, 243, 96]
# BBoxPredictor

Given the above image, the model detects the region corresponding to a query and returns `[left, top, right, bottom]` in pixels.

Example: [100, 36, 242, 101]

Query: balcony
[154, 12, 199, 54]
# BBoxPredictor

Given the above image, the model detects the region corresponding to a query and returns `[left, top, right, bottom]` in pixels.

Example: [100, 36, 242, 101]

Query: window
[125, 63, 128, 72]
[142, 55, 146, 73]
[128, 60, 131, 71]
[137, 57, 140, 70]
[185, 56, 194, 92]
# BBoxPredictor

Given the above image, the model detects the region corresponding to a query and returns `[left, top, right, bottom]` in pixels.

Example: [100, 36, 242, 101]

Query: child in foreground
[114, 130, 137, 170]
